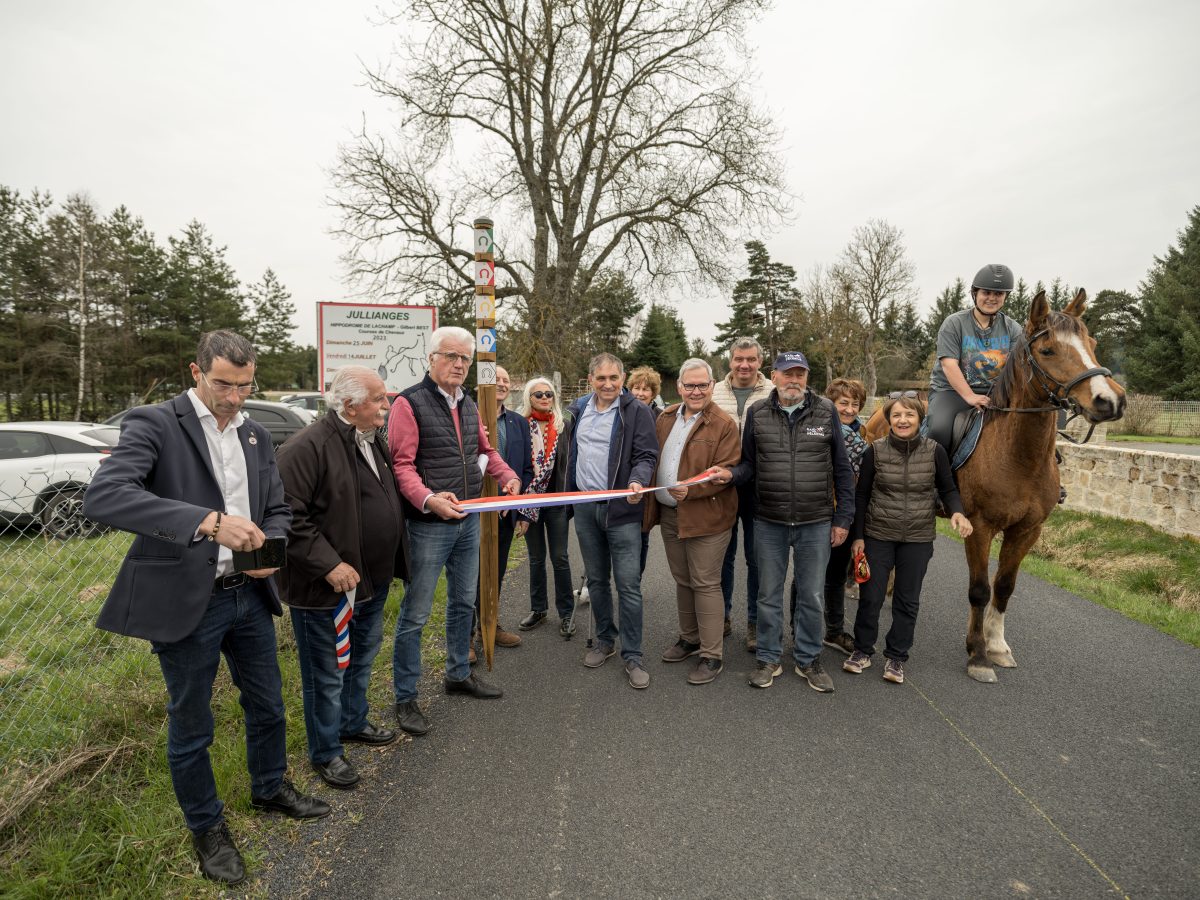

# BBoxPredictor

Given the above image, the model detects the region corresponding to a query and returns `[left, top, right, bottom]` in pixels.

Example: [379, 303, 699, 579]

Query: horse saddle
[920, 408, 984, 471]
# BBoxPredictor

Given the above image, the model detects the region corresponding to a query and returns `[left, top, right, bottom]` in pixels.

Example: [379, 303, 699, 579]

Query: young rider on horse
[927, 264, 1024, 455]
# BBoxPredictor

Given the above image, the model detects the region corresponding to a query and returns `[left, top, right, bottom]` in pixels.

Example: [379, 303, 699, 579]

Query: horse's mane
[989, 311, 1086, 408]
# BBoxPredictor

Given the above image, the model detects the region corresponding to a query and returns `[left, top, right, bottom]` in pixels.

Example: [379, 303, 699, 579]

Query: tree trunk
[864, 331, 878, 399]
[74, 228, 87, 420]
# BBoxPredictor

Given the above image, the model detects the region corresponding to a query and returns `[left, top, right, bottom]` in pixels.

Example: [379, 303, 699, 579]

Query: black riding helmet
[970, 263, 1014, 326]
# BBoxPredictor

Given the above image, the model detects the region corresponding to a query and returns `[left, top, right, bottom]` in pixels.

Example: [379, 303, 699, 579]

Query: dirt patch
[0, 653, 27, 677]
[77, 584, 108, 604]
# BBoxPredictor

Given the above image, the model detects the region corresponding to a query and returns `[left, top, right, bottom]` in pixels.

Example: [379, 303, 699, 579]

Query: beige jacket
[710, 370, 772, 434]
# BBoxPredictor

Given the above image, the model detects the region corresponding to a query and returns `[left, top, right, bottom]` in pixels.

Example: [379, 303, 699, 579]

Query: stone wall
[1058, 442, 1200, 537]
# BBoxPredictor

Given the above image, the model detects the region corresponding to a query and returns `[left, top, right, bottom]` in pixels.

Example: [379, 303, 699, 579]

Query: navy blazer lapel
[174, 394, 219, 487]
[238, 422, 261, 519]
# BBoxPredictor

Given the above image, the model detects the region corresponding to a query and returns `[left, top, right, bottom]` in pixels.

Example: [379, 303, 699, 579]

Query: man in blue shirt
[566, 353, 659, 689]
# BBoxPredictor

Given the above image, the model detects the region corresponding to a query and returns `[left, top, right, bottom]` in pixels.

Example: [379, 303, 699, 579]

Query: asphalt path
[263, 529, 1199, 899]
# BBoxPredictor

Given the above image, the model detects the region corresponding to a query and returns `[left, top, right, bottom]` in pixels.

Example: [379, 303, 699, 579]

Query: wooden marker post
[474, 217, 500, 670]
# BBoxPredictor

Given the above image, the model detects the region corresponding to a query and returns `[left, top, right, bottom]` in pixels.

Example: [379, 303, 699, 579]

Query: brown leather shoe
[495, 626, 523, 648]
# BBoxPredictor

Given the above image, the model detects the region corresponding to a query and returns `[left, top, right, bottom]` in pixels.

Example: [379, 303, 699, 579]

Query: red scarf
[529, 408, 557, 459]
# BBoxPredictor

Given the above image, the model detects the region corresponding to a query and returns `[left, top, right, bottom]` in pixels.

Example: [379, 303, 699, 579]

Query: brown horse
[941, 290, 1124, 681]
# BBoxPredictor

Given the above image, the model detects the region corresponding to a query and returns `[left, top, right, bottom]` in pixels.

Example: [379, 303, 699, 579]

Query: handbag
[853, 549, 871, 584]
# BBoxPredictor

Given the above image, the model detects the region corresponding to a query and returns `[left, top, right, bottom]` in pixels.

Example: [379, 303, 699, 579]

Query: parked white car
[0, 422, 121, 537]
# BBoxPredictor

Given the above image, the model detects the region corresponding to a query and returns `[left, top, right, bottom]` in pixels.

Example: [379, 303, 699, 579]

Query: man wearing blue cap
[712, 351, 855, 692]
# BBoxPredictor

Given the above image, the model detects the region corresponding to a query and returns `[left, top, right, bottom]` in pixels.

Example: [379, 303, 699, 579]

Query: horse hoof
[988, 650, 1017, 668]
[967, 664, 998, 683]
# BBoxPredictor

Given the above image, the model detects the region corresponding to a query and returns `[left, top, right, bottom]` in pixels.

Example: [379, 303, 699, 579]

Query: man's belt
[215, 573, 247, 591]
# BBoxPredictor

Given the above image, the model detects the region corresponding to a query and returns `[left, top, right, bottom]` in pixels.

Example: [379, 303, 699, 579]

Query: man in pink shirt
[387, 326, 520, 737]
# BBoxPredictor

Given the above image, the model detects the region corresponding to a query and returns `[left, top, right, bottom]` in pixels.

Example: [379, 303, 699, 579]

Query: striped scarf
[518, 412, 558, 522]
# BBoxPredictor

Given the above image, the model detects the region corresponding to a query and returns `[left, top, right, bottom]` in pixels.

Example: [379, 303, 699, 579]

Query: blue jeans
[393, 516, 479, 702]
[754, 519, 832, 667]
[290, 583, 388, 765]
[152, 579, 287, 834]
[572, 502, 644, 662]
[721, 497, 759, 624]
[525, 505, 574, 619]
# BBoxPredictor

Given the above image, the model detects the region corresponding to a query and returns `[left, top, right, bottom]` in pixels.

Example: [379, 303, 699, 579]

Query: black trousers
[852, 538, 934, 662]
[823, 537, 854, 636]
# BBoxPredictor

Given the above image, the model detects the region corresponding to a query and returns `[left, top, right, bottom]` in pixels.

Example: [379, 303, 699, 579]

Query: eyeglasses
[680, 382, 713, 394]
[434, 351, 472, 365]
[888, 390, 919, 399]
[531, 390, 555, 399]
[201, 372, 258, 395]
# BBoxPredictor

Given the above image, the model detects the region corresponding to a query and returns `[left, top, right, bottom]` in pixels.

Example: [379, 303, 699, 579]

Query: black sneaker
[519, 610, 548, 630]
[822, 633, 855, 655]
[559, 614, 576, 639]
[795, 657, 835, 693]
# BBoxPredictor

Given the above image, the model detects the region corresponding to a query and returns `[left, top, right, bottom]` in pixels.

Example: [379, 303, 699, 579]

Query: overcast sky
[2, 0, 1197, 351]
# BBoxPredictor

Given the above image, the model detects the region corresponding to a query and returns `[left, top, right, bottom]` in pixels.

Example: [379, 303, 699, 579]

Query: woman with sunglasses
[843, 395, 972, 684]
[517, 377, 577, 639]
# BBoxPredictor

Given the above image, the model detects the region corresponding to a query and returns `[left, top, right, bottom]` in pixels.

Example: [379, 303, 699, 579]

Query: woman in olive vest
[843, 395, 973, 684]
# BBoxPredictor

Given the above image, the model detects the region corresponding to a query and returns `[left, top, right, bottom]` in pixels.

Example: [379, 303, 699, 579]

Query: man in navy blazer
[473, 365, 534, 652]
[84, 331, 328, 885]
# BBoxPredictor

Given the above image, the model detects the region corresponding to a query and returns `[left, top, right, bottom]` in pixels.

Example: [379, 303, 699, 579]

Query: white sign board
[318, 302, 437, 395]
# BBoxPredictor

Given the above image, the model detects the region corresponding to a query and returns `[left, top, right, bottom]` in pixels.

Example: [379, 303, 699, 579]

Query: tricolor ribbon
[334, 588, 356, 670]
[455, 472, 717, 515]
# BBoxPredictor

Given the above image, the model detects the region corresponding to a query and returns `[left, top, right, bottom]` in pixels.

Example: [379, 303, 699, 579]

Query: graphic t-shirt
[930, 309, 1025, 393]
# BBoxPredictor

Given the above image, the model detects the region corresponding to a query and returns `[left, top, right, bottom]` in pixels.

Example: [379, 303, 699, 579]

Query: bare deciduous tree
[838, 219, 915, 397]
[333, 0, 788, 374]
[787, 264, 866, 385]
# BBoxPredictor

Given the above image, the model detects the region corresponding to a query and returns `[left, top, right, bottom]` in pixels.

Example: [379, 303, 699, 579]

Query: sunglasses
[531, 390, 555, 399]
[889, 390, 919, 399]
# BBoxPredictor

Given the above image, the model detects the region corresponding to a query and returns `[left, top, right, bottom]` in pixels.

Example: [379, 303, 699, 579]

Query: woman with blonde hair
[517, 376, 577, 638]
[627, 366, 665, 417]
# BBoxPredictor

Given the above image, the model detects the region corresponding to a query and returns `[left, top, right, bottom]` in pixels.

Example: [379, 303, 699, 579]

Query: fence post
[474, 217, 499, 670]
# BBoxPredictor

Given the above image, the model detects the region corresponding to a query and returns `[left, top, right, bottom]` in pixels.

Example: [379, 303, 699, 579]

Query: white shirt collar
[435, 383, 464, 407]
[187, 388, 245, 431]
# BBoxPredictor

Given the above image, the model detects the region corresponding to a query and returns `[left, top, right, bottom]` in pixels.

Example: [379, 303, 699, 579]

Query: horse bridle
[988, 327, 1113, 445]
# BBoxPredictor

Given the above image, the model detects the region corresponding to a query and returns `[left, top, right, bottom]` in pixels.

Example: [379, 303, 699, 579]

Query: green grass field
[0, 529, 465, 899]
[1107, 434, 1200, 445]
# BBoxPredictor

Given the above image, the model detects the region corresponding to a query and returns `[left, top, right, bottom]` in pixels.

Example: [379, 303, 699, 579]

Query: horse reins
[984, 327, 1112, 445]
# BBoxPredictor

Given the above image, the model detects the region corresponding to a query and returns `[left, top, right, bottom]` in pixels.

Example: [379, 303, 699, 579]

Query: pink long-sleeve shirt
[387, 389, 517, 512]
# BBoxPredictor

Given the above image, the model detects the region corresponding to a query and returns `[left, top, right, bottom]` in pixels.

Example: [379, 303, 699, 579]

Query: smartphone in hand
[232, 536, 287, 572]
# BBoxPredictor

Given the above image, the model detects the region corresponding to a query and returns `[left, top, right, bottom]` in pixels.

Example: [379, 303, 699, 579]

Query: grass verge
[1107, 434, 1200, 445]
[0, 529, 467, 899]
[937, 508, 1200, 648]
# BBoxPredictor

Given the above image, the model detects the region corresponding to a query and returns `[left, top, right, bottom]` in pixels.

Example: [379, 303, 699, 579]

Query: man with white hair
[276, 366, 409, 789]
[641, 359, 740, 685]
[387, 326, 521, 736]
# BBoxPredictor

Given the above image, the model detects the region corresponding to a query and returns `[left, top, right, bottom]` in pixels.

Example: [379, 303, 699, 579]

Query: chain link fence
[1112, 397, 1200, 437]
[0, 468, 164, 826]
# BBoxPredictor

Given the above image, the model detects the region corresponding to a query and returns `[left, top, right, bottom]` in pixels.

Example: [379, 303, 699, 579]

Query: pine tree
[1126, 205, 1200, 398]
[1006, 277, 1032, 324]
[714, 241, 800, 358]
[924, 278, 967, 350]
[628, 303, 688, 381]
[247, 269, 299, 388]
[161, 221, 246, 386]
[1083, 289, 1139, 377]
